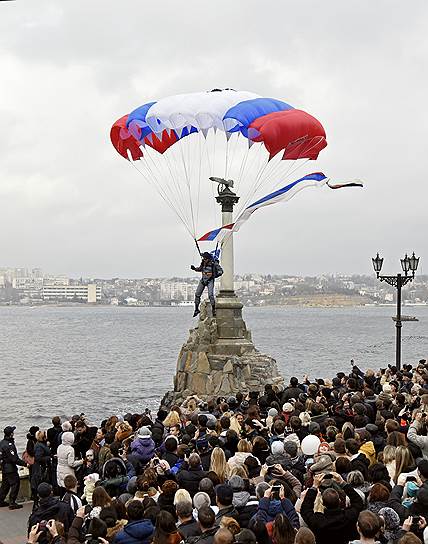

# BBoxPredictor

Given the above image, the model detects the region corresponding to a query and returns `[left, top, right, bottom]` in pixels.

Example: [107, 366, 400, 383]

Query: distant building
[42, 283, 101, 302]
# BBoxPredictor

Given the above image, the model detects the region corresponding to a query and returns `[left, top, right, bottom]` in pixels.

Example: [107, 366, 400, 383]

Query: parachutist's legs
[193, 280, 205, 317]
[208, 280, 216, 317]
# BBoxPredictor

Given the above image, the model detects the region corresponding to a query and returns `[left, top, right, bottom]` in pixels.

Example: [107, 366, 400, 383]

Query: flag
[233, 172, 327, 233]
[197, 223, 234, 242]
[196, 172, 363, 242]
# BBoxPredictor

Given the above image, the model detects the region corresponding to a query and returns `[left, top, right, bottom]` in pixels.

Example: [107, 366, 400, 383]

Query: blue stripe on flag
[246, 172, 326, 209]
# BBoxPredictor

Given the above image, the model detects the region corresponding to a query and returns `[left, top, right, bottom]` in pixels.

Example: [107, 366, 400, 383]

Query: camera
[38, 520, 48, 532]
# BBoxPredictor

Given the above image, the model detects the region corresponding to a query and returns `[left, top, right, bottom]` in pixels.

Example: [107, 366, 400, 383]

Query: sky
[0, 0, 427, 278]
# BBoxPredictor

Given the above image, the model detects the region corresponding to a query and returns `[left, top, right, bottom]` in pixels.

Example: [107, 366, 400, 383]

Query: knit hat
[138, 426, 152, 438]
[282, 403, 294, 413]
[37, 482, 53, 498]
[378, 507, 401, 542]
[229, 475, 245, 492]
[268, 408, 278, 418]
[271, 441, 285, 455]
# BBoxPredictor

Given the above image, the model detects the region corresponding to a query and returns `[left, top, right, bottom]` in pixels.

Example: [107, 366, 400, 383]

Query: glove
[190, 265, 196, 270]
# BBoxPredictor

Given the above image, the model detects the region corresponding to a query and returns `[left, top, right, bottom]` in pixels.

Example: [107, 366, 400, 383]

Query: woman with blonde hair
[394, 446, 416, 483]
[164, 410, 181, 429]
[227, 439, 253, 470]
[382, 445, 397, 481]
[209, 447, 229, 483]
[173, 488, 192, 505]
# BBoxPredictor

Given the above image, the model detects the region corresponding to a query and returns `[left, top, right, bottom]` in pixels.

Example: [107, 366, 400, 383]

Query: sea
[1, 304, 427, 451]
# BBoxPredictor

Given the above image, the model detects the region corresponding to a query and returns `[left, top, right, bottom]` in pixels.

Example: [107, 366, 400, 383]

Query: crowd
[1, 359, 428, 544]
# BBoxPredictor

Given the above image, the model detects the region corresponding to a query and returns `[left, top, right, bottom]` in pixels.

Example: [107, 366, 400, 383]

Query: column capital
[216, 186, 239, 213]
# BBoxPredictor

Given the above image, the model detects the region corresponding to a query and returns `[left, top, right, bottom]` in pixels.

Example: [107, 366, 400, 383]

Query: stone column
[215, 186, 239, 297]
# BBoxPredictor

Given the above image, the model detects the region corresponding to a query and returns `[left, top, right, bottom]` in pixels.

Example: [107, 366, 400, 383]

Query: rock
[191, 373, 208, 395]
[197, 352, 210, 374]
[223, 360, 233, 373]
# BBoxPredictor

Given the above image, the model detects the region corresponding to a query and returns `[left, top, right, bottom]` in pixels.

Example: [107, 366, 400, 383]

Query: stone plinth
[161, 297, 283, 407]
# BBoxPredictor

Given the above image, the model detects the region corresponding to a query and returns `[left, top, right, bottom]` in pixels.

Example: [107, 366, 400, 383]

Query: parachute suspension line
[178, 135, 197, 238]
[234, 140, 260, 196]
[227, 132, 242, 186]
[224, 131, 230, 178]
[271, 158, 310, 190]
[135, 155, 190, 233]
[142, 148, 192, 231]
[235, 147, 271, 216]
[129, 160, 194, 239]
[162, 150, 191, 229]
[195, 132, 203, 235]
[203, 131, 218, 229]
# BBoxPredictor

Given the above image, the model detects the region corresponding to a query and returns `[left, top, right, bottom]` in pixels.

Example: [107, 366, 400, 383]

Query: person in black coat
[31, 431, 52, 503]
[25, 426, 40, 501]
[300, 472, 364, 544]
[73, 421, 97, 460]
[177, 453, 207, 497]
[28, 483, 73, 534]
[0, 425, 27, 509]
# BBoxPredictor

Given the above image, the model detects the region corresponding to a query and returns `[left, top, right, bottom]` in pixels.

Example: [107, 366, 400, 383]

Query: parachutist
[190, 252, 223, 318]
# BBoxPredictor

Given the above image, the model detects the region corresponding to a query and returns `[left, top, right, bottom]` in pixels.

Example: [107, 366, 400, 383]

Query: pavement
[0, 501, 32, 544]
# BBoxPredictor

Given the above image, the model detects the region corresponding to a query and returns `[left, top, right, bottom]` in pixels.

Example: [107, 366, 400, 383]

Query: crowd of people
[1, 359, 428, 544]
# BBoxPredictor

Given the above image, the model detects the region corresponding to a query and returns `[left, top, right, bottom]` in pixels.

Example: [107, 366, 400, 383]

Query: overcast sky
[0, 0, 427, 278]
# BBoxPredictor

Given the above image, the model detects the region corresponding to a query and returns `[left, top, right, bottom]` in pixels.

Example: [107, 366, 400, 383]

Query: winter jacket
[56, 432, 83, 487]
[300, 483, 364, 544]
[98, 444, 113, 469]
[407, 423, 428, 459]
[350, 453, 370, 479]
[73, 425, 98, 459]
[178, 518, 201, 539]
[251, 497, 299, 529]
[215, 505, 239, 525]
[265, 452, 291, 469]
[0, 436, 26, 474]
[177, 466, 207, 496]
[31, 441, 51, 490]
[227, 451, 252, 469]
[114, 518, 154, 544]
[28, 495, 73, 534]
[130, 436, 156, 464]
[359, 441, 376, 466]
[232, 492, 258, 528]
[185, 527, 217, 544]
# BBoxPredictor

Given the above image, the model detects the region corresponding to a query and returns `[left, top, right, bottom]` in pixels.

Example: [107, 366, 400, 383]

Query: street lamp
[372, 252, 420, 370]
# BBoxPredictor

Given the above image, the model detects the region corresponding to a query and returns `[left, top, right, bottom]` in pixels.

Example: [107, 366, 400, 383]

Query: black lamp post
[372, 252, 420, 370]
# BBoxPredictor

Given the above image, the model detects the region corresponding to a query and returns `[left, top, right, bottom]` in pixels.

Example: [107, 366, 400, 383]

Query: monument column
[216, 186, 239, 297]
[162, 179, 284, 406]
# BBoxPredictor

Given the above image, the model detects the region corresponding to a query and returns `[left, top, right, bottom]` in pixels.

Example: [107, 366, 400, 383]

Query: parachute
[110, 89, 327, 240]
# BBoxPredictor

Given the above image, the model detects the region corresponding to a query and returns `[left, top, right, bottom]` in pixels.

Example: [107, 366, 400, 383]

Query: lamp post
[372, 252, 420, 370]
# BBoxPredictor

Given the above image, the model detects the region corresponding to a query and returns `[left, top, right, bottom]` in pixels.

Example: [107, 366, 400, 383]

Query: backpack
[213, 260, 223, 278]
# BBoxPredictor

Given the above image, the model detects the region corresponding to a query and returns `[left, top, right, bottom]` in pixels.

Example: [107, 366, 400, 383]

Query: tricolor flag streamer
[197, 173, 363, 243]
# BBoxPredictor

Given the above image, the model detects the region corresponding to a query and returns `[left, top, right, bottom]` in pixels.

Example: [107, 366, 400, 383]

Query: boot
[193, 304, 200, 318]
[0, 501, 9, 507]
[9, 503, 23, 510]
[211, 303, 216, 317]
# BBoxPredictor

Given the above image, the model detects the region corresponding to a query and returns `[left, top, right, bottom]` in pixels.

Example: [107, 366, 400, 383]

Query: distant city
[1, 267, 427, 307]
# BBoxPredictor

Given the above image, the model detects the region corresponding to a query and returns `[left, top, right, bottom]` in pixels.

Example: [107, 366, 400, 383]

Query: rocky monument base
[161, 295, 284, 407]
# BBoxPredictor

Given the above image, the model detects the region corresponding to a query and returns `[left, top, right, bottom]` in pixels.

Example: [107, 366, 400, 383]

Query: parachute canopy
[111, 89, 327, 239]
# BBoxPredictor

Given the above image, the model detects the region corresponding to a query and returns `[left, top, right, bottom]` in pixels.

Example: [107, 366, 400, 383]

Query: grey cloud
[0, 0, 427, 277]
